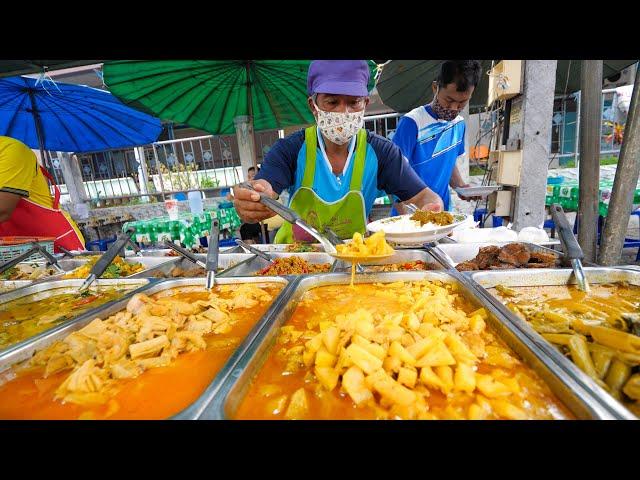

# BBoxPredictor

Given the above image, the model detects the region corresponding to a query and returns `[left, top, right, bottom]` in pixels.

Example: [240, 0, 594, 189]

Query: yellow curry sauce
[0, 287, 133, 350]
[0, 283, 282, 420]
[235, 281, 572, 420]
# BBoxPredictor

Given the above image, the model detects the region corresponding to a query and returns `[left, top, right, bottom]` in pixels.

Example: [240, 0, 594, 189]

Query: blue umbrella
[0, 75, 162, 159]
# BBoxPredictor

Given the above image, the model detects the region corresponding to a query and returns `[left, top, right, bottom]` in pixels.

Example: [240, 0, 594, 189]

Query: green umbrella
[377, 60, 637, 114]
[103, 60, 378, 135]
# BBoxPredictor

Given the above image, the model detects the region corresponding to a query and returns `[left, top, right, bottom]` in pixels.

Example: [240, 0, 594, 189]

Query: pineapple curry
[235, 280, 572, 420]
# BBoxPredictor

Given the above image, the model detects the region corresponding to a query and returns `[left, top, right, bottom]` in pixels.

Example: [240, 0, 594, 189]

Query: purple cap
[307, 60, 370, 97]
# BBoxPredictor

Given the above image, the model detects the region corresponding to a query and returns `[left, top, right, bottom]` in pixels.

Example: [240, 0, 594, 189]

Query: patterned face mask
[431, 87, 461, 121]
[313, 101, 364, 145]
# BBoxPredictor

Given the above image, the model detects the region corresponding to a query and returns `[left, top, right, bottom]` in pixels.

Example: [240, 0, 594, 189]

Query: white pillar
[134, 146, 150, 203]
[234, 115, 257, 183]
[58, 152, 90, 219]
[511, 60, 558, 230]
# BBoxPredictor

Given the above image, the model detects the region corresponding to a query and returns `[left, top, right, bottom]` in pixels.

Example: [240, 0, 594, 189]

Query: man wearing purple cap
[233, 60, 443, 243]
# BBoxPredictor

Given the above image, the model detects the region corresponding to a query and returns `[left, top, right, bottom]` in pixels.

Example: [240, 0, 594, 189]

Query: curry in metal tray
[491, 282, 640, 417]
[234, 280, 572, 420]
[0, 283, 282, 419]
[0, 286, 135, 350]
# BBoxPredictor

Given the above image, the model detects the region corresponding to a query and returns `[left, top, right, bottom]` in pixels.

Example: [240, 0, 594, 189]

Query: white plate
[366, 213, 471, 245]
[454, 185, 501, 198]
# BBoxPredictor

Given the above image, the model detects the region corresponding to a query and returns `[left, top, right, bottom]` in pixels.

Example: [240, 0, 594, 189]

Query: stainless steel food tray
[124, 246, 242, 257]
[0, 280, 33, 294]
[219, 252, 336, 277]
[0, 278, 152, 361]
[239, 243, 324, 253]
[60, 256, 179, 275]
[0, 276, 294, 420]
[468, 267, 640, 420]
[200, 271, 615, 420]
[331, 249, 442, 272]
[434, 242, 564, 267]
[17, 256, 180, 284]
[131, 254, 256, 278]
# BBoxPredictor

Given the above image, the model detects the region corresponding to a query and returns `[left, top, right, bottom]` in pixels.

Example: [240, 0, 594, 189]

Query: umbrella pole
[246, 61, 257, 169]
[577, 60, 602, 264]
[598, 66, 640, 265]
[27, 89, 48, 167]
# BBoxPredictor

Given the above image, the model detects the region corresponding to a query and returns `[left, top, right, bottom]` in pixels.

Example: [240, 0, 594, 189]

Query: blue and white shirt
[392, 105, 466, 211]
[256, 128, 426, 217]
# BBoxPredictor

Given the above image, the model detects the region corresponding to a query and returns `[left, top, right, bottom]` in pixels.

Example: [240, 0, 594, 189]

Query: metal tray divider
[218, 252, 338, 278]
[175, 275, 301, 419]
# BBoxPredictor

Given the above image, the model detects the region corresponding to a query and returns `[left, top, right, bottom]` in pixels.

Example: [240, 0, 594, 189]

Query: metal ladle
[78, 233, 134, 292]
[205, 219, 220, 290]
[164, 240, 207, 269]
[550, 203, 591, 293]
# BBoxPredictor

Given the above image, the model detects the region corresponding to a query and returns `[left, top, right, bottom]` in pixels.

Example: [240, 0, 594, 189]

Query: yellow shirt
[0, 136, 84, 243]
[0, 136, 55, 208]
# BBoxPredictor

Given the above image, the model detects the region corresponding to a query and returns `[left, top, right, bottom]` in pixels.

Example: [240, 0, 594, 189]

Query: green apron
[274, 126, 368, 244]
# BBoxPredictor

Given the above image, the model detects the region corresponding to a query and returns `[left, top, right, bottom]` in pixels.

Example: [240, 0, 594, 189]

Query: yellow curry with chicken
[234, 280, 572, 420]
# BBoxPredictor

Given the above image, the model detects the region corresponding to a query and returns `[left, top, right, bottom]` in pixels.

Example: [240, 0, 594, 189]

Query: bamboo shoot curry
[0, 283, 282, 419]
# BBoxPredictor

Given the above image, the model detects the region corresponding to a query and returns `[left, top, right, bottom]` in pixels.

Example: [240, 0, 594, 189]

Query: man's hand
[232, 179, 278, 223]
[397, 187, 444, 214]
[420, 202, 443, 212]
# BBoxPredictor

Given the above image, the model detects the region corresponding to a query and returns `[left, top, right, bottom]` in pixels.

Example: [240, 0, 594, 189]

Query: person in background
[0, 136, 84, 252]
[390, 60, 484, 213]
[232, 60, 443, 244]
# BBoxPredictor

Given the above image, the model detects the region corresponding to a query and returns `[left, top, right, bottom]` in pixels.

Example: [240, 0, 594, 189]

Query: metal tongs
[236, 182, 393, 264]
[236, 182, 338, 255]
[165, 241, 207, 269]
[423, 242, 457, 269]
[235, 239, 275, 264]
[32, 243, 65, 273]
[78, 232, 134, 292]
[126, 238, 143, 257]
[550, 203, 591, 293]
[206, 219, 220, 290]
[0, 243, 65, 275]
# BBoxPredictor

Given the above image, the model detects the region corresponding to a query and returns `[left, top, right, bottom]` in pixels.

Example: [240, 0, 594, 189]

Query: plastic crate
[0, 236, 55, 263]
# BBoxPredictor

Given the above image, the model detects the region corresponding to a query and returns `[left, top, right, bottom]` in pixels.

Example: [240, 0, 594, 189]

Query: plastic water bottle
[188, 191, 204, 215]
